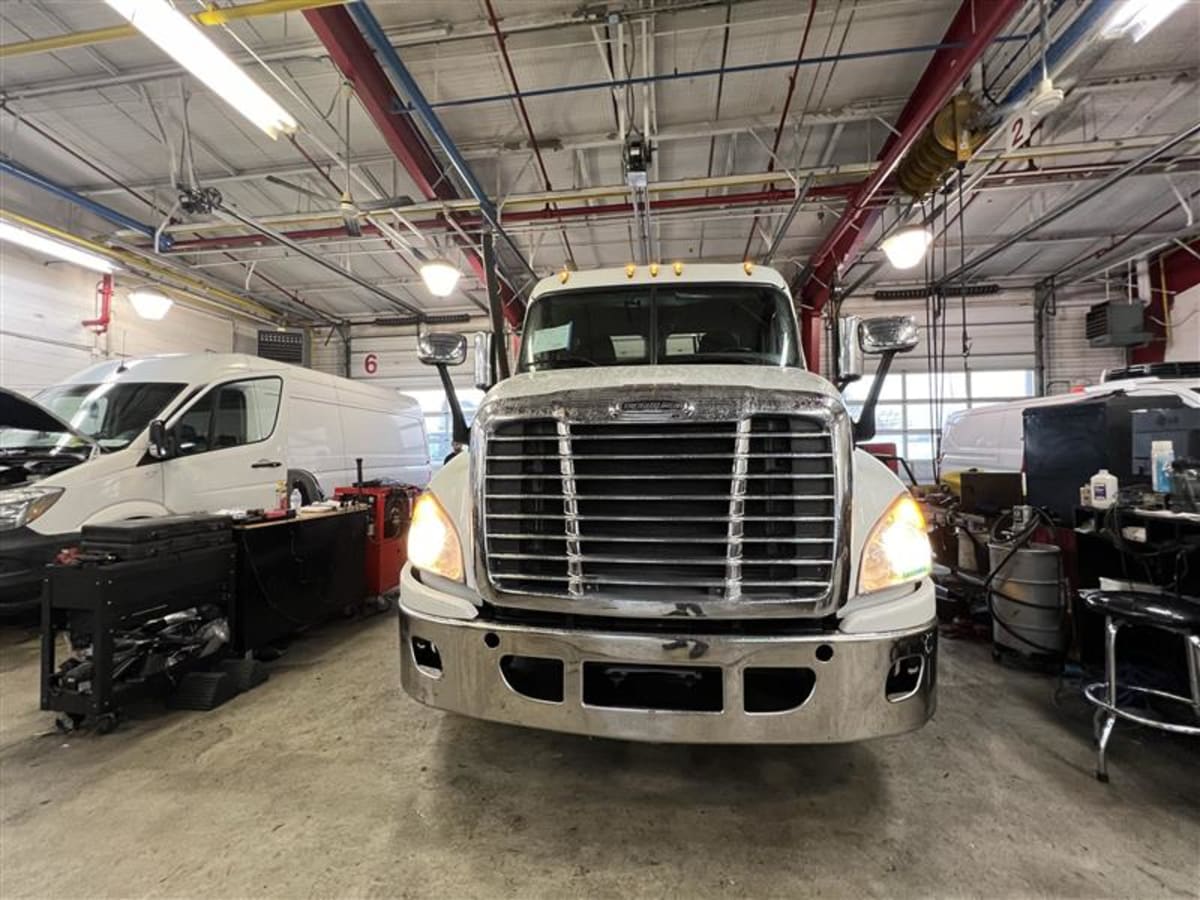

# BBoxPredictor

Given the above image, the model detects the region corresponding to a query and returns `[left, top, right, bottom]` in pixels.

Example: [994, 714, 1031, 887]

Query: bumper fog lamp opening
[885, 654, 925, 702]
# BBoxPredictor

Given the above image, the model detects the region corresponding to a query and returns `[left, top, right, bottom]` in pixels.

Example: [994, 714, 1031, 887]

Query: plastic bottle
[1151, 440, 1175, 493]
[289, 487, 303, 510]
[1090, 469, 1118, 509]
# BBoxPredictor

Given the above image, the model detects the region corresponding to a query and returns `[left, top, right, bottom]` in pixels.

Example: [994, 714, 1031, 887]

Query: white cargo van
[0, 353, 430, 609]
[939, 372, 1200, 475]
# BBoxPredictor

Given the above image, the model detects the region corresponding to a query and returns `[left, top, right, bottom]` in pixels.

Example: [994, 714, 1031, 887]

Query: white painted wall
[1, 244, 261, 395]
[1164, 283, 1200, 362]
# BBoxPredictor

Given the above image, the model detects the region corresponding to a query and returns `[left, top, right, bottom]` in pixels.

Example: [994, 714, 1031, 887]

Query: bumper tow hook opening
[411, 637, 443, 673]
[743, 667, 817, 713]
[499, 655, 565, 703]
[483, 632, 500, 649]
[886, 654, 925, 702]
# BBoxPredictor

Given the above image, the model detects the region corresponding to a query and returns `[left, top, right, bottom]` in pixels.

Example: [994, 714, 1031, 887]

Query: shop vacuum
[334, 459, 420, 601]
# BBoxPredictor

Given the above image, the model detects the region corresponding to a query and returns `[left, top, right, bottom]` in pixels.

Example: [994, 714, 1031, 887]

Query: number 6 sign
[363, 352, 378, 375]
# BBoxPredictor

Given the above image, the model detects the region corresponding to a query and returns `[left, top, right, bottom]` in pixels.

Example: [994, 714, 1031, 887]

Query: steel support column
[798, 0, 1025, 312]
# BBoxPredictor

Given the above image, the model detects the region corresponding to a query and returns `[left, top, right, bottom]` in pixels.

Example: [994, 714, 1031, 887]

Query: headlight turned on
[407, 491, 464, 582]
[859, 494, 931, 594]
[0, 487, 64, 531]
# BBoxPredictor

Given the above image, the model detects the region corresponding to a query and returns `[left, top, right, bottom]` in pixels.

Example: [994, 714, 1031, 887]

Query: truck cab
[399, 264, 935, 743]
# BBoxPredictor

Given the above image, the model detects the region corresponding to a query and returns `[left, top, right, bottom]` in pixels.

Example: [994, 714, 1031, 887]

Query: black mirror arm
[437, 363, 471, 445]
[852, 349, 898, 443]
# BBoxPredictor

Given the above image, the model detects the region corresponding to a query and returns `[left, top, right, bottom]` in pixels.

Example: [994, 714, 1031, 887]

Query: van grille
[483, 415, 836, 606]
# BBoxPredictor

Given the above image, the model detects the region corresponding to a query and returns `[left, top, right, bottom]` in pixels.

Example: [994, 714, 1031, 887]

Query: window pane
[175, 392, 214, 456]
[971, 369, 1034, 399]
[874, 404, 905, 431]
[906, 432, 934, 460]
[907, 401, 968, 431]
[244, 378, 282, 442]
[906, 371, 968, 400]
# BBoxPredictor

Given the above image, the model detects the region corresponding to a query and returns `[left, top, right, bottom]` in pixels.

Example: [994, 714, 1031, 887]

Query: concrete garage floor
[1, 616, 1197, 899]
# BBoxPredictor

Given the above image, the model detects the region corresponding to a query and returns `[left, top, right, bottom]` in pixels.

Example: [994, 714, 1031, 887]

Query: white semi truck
[399, 264, 936, 743]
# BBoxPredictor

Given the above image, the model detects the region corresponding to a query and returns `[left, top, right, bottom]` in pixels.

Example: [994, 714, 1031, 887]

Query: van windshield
[0, 382, 185, 452]
[518, 284, 801, 372]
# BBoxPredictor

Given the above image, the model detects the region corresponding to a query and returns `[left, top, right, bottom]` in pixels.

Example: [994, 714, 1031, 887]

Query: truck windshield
[518, 284, 801, 372]
[0, 382, 185, 452]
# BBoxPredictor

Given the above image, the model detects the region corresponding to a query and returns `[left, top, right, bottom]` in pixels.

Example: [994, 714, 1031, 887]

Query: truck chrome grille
[484, 414, 836, 605]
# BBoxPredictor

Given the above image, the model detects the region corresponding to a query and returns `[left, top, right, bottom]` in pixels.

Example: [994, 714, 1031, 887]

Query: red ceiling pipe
[304, 5, 523, 327]
[164, 183, 867, 252]
[798, 0, 1026, 336]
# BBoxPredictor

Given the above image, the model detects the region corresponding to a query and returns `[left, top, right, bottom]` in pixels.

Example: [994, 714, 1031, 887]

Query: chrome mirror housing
[474, 332, 495, 391]
[860, 315, 919, 355]
[417, 332, 468, 367]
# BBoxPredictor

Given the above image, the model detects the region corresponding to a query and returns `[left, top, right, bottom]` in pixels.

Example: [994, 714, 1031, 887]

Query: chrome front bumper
[398, 605, 936, 744]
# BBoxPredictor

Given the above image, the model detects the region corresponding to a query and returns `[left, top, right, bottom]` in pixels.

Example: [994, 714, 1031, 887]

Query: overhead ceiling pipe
[0, 0, 346, 59]
[799, 0, 1026, 316]
[304, 4, 525, 327]
[0, 158, 170, 249]
[345, 2, 536, 283]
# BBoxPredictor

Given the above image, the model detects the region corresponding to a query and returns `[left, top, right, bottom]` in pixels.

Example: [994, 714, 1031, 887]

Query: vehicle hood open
[0, 388, 101, 451]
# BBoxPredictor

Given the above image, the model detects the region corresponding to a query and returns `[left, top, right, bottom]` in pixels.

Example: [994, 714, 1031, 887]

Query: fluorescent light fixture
[880, 226, 933, 270]
[1102, 0, 1187, 42]
[128, 290, 173, 320]
[0, 220, 117, 273]
[105, 0, 297, 139]
[420, 259, 461, 297]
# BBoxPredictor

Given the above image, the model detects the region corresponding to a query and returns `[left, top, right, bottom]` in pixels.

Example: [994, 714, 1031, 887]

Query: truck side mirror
[417, 332, 471, 445]
[474, 332, 495, 391]
[417, 332, 467, 367]
[147, 419, 174, 460]
[838, 315, 920, 443]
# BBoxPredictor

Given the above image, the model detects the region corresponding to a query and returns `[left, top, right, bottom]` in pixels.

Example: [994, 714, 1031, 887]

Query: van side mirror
[837, 315, 919, 443]
[417, 332, 467, 367]
[474, 332, 495, 391]
[147, 419, 174, 460]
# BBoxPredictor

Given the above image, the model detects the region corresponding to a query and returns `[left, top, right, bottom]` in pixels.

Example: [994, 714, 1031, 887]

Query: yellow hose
[0, 208, 280, 323]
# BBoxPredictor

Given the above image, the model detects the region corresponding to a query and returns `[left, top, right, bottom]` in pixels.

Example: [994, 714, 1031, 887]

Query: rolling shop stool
[1078, 589, 1200, 782]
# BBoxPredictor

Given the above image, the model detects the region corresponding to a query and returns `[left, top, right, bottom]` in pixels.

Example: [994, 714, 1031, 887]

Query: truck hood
[0, 388, 100, 451]
[487, 364, 843, 405]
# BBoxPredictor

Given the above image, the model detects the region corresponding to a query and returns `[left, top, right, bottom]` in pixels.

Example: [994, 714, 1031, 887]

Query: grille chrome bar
[556, 419, 583, 598]
[478, 391, 849, 619]
[724, 417, 752, 601]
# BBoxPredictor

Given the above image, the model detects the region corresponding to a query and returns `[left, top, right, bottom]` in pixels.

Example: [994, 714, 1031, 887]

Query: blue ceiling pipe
[0, 157, 172, 250]
[347, 1, 542, 280]
[386, 32, 1038, 114]
[999, 0, 1117, 108]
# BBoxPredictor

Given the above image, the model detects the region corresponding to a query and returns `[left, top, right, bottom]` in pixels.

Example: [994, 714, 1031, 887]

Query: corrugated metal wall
[835, 288, 1126, 393]
[1044, 291, 1128, 391]
[310, 317, 494, 396]
[835, 290, 1037, 380]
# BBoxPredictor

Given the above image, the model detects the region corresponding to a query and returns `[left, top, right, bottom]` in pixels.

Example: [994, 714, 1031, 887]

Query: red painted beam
[304, 5, 523, 326]
[799, 0, 1025, 327]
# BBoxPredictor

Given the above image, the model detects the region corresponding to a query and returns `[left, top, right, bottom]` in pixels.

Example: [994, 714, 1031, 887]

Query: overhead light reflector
[880, 227, 933, 270]
[420, 259, 461, 297]
[1101, 0, 1186, 42]
[105, 0, 297, 139]
[129, 290, 174, 320]
[0, 220, 117, 273]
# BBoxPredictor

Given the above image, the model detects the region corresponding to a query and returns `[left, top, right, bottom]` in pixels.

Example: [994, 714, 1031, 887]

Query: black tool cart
[40, 514, 239, 733]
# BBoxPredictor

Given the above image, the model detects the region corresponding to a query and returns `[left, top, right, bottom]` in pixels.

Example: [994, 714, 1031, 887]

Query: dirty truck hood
[485, 364, 843, 406]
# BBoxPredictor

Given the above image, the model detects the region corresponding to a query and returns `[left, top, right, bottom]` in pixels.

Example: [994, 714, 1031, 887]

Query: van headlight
[858, 494, 931, 594]
[0, 487, 64, 531]
[408, 492, 464, 582]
